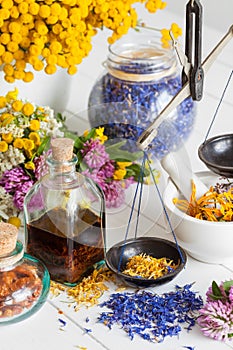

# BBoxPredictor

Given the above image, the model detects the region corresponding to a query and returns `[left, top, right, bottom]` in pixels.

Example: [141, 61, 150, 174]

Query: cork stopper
[0, 222, 18, 257]
[51, 138, 74, 162]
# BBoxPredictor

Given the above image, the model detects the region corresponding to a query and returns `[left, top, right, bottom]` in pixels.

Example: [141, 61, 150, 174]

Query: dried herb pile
[98, 283, 203, 342]
[174, 180, 233, 221]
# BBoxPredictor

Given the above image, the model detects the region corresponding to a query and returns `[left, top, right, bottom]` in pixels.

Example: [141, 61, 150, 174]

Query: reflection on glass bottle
[24, 138, 106, 285]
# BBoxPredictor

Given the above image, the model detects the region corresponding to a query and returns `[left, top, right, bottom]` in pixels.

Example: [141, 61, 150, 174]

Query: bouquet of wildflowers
[198, 280, 233, 341]
[65, 125, 149, 208]
[0, 89, 149, 226]
[0, 88, 64, 226]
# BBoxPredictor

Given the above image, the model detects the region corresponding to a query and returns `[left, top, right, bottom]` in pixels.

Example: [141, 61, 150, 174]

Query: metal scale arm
[137, 0, 233, 151]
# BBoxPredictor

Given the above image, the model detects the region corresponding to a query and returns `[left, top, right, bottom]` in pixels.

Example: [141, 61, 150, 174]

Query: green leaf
[106, 141, 143, 161]
[77, 161, 88, 172]
[125, 168, 135, 176]
[36, 136, 50, 156]
[74, 137, 84, 149]
[126, 163, 150, 180]
[83, 128, 96, 141]
[211, 281, 224, 299]
[222, 280, 233, 294]
[207, 293, 224, 301]
[56, 112, 66, 124]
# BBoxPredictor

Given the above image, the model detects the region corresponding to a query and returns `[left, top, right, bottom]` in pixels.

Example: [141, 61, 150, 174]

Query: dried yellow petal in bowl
[122, 253, 178, 280]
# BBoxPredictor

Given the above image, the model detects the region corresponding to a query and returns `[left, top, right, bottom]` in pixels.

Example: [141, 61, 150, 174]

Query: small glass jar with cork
[24, 137, 106, 286]
[0, 222, 50, 325]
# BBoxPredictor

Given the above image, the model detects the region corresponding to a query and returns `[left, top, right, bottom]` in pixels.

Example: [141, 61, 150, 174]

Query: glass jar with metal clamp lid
[88, 28, 196, 159]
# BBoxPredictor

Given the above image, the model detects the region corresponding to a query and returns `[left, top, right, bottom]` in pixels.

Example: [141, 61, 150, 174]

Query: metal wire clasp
[185, 0, 204, 101]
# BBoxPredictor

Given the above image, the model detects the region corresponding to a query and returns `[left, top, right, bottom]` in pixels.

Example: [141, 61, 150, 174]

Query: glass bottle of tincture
[24, 138, 106, 285]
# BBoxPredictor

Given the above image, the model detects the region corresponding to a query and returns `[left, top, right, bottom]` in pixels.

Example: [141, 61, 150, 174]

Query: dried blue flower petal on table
[58, 318, 67, 327]
[98, 284, 203, 343]
[58, 318, 67, 331]
[84, 328, 92, 334]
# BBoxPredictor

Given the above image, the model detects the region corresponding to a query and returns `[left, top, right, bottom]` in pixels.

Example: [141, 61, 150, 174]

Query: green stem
[135, 24, 161, 33]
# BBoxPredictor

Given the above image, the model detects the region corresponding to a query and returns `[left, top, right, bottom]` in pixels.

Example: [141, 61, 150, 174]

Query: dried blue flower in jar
[88, 32, 196, 159]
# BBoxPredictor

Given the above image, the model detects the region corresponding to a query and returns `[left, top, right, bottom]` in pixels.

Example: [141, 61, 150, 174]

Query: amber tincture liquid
[27, 207, 104, 284]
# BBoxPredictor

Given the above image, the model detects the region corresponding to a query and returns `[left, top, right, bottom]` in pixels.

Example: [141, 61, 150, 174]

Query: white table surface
[1, 2, 233, 349]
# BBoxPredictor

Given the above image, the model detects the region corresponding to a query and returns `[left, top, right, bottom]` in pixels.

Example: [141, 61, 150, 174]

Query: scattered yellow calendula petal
[174, 180, 233, 221]
[50, 267, 114, 308]
[122, 253, 178, 280]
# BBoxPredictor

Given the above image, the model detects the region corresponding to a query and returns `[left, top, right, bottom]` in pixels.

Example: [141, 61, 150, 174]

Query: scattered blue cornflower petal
[97, 284, 203, 343]
[84, 328, 92, 334]
[167, 266, 175, 272]
[85, 317, 90, 323]
[183, 347, 195, 350]
[58, 318, 67, 327]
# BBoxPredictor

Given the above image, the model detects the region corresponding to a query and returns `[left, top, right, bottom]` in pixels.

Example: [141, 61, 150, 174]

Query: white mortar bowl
[163, 171, 233, 264]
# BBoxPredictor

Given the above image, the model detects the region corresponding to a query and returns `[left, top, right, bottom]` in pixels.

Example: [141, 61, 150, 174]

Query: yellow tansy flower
[171, 22, 182, 39]
[23, 138, 35, 151]
[1, 0, 14, 10]
[25, 161, 35, 171]
[29, 131, 41, 145]
[0, 140, 8, 152]
[22, 102, 34, 116]
[7, 41, 19, 53]
[0, 112, 11, 122]
[0, 96, 7, 108]
[18, 2, 28, 14]
[25, 149, 33, 159]
[23, 71, 34, 83]
[0, 0, 172, 83]
[39, 4, 51, 18]
[3, 63, 14, 76]
[4, 75, 15, 83]
[13, 137, 24, 149]
[12, 99, 23, 111]
[1, 33, 10, 45]
[45, 64, 56, 75]
[67, 65, 77, 75]
[160, 22, 182, 48]
[29, 119, 40, 131]
[29, 2, 40, 16]
[1, 114, 14, 126]
[1, 132, 13, 143]
[0, 44, 5, 57]
[8, 21, 21, 33]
